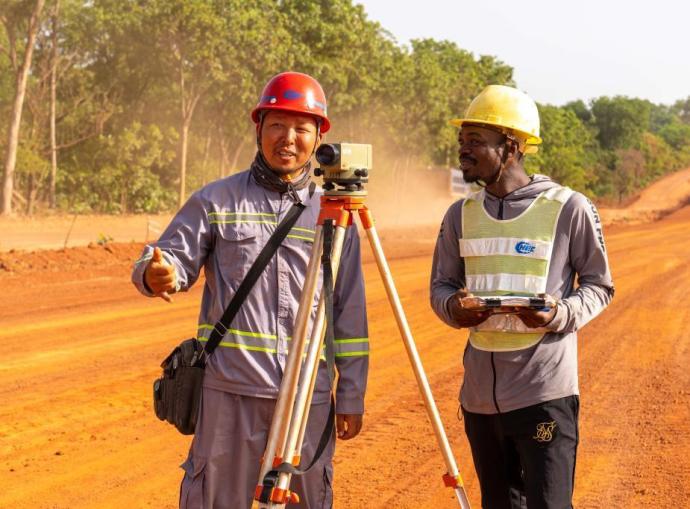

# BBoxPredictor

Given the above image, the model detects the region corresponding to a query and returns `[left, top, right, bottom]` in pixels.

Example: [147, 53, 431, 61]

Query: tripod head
[314, 143, 372, 196]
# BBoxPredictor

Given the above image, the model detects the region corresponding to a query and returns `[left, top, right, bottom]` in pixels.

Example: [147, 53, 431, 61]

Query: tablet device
[460, 295, 555, 311]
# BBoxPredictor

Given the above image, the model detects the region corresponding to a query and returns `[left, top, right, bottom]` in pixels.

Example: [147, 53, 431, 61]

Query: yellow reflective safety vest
[459, 185, 574, 352]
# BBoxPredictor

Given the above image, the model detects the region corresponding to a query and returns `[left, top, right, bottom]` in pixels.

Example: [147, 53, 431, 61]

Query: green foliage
[612, 148, 646, 202]
[61, 123, 176, 213]
[563, 100, 593, 124]
[590, 96, 652, 150]
[526, 105, 599, 195]
[1, 0, 689, 214]
[410, 40, 513, 166]
[279, 0, 391, 115]
[660, 120, 690, 152]
[672, 96, 690, 124]
[639, 132, 678, 182]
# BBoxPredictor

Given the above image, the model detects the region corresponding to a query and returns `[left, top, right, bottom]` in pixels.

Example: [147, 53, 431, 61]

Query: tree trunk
[179, 119, 189, 208]
[200, 129, 212, 186]
[229, 133, 251, 175]
[177, 59, 201, 209]
[49, 0, 60, 209]
[27, 172, 38, 216]
[219, 133, 230, 178]
[26, 173, 33, 215]
[1, 0, 46, 215]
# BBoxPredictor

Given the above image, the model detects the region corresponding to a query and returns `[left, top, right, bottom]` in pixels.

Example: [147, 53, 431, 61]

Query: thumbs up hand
[144, 247, 176, 302]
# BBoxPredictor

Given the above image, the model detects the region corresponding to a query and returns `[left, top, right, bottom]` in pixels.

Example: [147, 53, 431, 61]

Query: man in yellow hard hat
[430, 85, 614, 508]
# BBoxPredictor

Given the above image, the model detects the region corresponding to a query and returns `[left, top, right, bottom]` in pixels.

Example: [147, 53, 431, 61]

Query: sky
[357, 0, 689, 107]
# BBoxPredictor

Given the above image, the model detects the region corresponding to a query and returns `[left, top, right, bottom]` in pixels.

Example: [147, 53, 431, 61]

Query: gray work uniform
[430, 174, 613, 414]
[132, 169, 369, 508]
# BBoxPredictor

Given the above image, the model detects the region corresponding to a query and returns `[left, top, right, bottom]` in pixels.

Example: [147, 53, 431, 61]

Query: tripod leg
[256, 218, 349, 508]
[258, 226, 325, 487]
[358, 209, 472, 509]
[270, 222, 348, 505]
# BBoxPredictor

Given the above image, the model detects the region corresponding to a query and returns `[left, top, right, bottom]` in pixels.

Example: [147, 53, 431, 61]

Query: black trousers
[462, 396, 580, 509]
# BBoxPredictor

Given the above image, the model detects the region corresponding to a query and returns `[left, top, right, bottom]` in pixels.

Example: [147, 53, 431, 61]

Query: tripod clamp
[254, 470, 300, 506]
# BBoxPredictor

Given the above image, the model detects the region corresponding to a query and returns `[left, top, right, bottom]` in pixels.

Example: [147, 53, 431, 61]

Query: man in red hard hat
[132, 72, 369, 508]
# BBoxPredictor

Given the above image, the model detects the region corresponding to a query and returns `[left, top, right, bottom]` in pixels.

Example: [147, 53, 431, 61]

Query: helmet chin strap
[477, 139, 511, 188]
[256, 112, 321, 179]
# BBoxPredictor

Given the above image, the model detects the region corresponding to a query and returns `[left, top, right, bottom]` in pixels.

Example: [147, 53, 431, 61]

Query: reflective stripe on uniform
[197, 324, 367, 359]
[198, 324, 278, 353]
[287, 226, 316, 243]
[334, 337, 369, 358]
[209, 211, 278, 226]
[208, 211, 315, 243]
[459, 237, 552, 259]
[466, 273, 548, 295]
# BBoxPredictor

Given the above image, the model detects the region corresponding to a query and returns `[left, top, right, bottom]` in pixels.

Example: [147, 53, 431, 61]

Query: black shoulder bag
[152, 194, 310, 435]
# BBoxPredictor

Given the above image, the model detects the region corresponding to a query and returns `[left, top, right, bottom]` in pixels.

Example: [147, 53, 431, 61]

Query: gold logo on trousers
[533, 421, 557, 442]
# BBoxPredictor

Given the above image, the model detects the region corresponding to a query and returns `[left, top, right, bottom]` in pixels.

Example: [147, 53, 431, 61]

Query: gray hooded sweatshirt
[430, 174, 613, 414]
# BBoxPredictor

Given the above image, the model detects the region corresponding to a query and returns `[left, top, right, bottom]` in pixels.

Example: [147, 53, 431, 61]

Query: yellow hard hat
[451, 85, 541, 153]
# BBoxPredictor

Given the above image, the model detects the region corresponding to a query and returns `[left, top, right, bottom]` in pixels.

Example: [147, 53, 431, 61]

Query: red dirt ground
[2, 170, 690, 508]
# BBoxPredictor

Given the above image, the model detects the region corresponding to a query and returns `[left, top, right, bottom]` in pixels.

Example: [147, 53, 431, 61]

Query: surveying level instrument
[313, 142, 372, 196]
[253, 143, 471, 509]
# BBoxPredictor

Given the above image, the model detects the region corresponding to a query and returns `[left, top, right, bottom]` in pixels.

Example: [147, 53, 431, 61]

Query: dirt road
[2, 166, 689, 253]
[2, 206, 690, 508]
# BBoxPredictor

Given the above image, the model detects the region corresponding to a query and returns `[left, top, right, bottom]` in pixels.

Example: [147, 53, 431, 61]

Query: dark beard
[461, 171, 481, 184]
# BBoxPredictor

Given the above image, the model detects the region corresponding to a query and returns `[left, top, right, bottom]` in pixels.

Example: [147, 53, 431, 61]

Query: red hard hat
[251, 72, 330, 133]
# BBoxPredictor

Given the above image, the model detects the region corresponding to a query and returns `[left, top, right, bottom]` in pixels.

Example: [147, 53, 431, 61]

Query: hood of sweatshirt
[482, 174, 561, 220]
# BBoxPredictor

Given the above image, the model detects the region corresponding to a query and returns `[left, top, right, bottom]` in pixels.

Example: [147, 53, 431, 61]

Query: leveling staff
[132, 72, 369, 509]
[430, 85, 614, 509]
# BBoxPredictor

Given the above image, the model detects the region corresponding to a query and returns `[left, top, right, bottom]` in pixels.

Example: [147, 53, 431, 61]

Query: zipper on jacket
[491, 353, 501, 413]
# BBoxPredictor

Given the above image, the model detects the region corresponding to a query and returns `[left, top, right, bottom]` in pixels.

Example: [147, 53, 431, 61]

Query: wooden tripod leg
[257, 226, 325, 495]
[358, 207, 472, 509]
[270, 221, 349, 506]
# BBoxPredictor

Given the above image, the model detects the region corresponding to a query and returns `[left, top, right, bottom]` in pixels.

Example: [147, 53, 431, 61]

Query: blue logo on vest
[515, 241, 536, 255]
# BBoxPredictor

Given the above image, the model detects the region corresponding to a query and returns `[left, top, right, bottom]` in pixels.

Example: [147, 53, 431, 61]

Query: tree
[613, 148, 645, 203]
[590, 96, 652, 150]
[563, 99, 593, 124]
[202, 0, 291, 177]
[639, 132, 678, 182]
[672, 96, 690, 124]
[1, 0, 46, 215]
[48, 0, 59, 208]
[648, 103, 676, 134]
[14, 0, 115, 214]
[278, 0, 399, 134]
[378, 38, 513, 168]
[526, 104, 599, 195]
[2, 1, 687, 215]
[142, 0, 230, 208]
[61, 122, 176, 213]
[660, 120, 690, 153]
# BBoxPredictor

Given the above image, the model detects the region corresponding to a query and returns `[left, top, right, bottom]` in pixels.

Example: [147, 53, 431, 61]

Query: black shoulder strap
[203, 198, 308, 358]
[321, 219, 337, 385]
